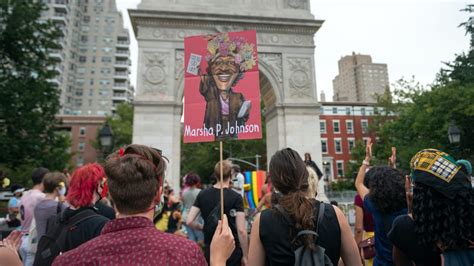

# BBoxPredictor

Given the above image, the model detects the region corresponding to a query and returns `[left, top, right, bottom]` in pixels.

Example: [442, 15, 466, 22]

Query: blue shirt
[364, 195, 407, 266]
[8, 197, 19, 209]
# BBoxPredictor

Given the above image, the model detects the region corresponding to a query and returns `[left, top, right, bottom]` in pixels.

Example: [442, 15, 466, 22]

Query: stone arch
[130, 0, 324, 191]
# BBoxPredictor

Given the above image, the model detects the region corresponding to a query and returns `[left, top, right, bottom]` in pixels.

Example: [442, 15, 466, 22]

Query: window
[334, 139, 342, 154]
[321, 139, 328, 153]
[333, 120, 340, 133]
[79, 56, 87, 63]
[90, 68, 95, 74]
[101, 57, 112, 63]
[348, 138, 355, 153]
[102, 47, 112, 53]
[75, 99, 82, 107]
[76, 156, 84, 167]
[346, 120, 354, 134]
[99, 79, 110, 85]
[75, 89, 83, 96]
[99, 88, 108, 96]
[363, 137, 370, 146]
[320, 120, 326, 134]
[75, 79, 84, 87]
[332, 107, 337, 114]
[90, 79, 94, 85]
[79, 127, 86, 136]
[361, 119, 369, 134]
[89, 89, 93, 96]
[346, 107, 351, 115]
[80, 35, 88, 43]
[92, 56, 96, 63]
[100, 68, 111, 75]
[361, 107, 366, 116]
[83, 16, 90, 23]
[336, 161, 344, 178]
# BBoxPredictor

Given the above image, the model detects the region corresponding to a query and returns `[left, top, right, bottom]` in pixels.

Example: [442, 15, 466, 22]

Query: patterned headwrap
[410, 149, 472, 200]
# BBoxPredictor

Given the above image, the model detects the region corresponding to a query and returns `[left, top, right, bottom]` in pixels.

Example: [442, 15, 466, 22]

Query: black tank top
[259, 201, 341, 265]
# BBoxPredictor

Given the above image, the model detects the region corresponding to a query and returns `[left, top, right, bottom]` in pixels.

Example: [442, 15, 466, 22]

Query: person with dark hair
[389, 149, 474, 265]
[304, 152, 324, 179]
[355, 139, 407, 266]
[53, 144, 207, 265]
[249, 148, 360, 265]
[182, 172, 204, 244]
[34, 172, 67, 241]
[18, 167, 48, 266]
[187, 159, 248, 265]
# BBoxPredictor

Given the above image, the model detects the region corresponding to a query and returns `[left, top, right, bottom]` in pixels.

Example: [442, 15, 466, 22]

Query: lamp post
[99, 122, 113, 159]
[448, 120, 461, 145]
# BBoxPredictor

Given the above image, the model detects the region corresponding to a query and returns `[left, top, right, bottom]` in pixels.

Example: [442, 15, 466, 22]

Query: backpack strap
[56, 208, 101, 252]
[295, 202, 325, 241]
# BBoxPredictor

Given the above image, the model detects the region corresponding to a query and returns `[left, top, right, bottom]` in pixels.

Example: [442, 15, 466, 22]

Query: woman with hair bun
[248, 148, 360, 265]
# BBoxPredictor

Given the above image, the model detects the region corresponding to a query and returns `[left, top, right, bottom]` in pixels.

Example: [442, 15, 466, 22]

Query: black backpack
[276, 202, 333, 266]
[33, 207, 100, 266]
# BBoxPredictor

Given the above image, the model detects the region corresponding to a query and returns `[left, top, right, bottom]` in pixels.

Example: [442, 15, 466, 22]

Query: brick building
[319, 102, 378, 181]
[57, 115, 107, 167]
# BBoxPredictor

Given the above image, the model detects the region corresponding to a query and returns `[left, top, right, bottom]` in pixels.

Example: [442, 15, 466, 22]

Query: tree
[372, 6, 474, 170]
[0, 1, 71, 185]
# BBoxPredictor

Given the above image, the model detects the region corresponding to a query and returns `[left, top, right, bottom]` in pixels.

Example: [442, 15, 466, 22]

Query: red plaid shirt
[53, 216, 207, 266]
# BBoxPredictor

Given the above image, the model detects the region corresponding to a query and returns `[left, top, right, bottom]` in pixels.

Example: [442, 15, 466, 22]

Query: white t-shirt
[232, 173, 245, 198]
[18, 189, 45, 232]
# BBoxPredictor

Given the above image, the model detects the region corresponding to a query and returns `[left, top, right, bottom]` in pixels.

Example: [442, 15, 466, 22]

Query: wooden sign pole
[219, 141, 224, 219]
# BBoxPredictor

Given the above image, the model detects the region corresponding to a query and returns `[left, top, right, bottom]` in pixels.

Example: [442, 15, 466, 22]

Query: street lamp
[448, 120, 461, 144]
[99, 122, 113, 157]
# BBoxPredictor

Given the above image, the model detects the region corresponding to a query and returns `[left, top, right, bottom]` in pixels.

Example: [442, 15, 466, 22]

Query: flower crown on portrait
[205, 33, 257, 72]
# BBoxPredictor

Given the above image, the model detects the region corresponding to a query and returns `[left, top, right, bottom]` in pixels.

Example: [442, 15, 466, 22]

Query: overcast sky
[116, 0, 471, 101]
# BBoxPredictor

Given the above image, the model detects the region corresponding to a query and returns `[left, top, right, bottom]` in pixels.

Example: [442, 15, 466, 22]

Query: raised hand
[364, 138, 373, 164]
[388, 147, 397, 168]
[210, 214, 235, 266]
[0, 230, 22, 256]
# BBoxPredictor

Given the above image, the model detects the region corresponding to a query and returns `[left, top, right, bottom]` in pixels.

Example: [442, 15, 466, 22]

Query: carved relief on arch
[259, 53, 283, 84]
[142, 52, 169, 95]
[287, 57, 312, 98]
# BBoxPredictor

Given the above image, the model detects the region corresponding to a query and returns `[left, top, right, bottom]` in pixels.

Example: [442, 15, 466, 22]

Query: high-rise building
[42, 0, 133, 116]
[332, 52, 389, 103]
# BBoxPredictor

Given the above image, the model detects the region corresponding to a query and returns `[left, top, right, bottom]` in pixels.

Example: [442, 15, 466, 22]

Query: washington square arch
[129, 0, 324, 191]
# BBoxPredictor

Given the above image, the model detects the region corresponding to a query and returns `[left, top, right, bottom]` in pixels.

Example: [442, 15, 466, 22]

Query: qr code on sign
[186, 53, 202, 75]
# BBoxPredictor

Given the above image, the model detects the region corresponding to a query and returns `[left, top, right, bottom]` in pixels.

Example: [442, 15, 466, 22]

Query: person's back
[260, 201, 341, 265]
[60, 206, 109, 251]
[195, 187, 243, 263]
[34, 199, 66, 240]
[183, 187, 201, 212]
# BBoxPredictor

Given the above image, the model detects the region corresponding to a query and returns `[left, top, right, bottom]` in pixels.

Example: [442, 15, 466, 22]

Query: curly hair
[413, 183, 474, 251]
[367, 166, 406, 214]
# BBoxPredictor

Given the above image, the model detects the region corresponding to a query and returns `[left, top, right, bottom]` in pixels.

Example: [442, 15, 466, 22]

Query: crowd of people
[0, 140, 472, 265]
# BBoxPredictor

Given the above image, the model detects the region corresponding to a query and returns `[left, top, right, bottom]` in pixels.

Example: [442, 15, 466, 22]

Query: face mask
[58, 186, 67, 196]
[153, 194, 165, 220]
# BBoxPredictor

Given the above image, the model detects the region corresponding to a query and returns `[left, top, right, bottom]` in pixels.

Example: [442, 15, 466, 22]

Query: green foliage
[330, 178, 355, 191]
[0, 0, 71, 185]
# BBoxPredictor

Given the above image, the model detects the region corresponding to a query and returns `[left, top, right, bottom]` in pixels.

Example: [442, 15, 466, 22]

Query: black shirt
[194, 187, 244, 265]
[95, 201, 116, 220]
[259, 202, 341, 266]
[61, 207, 109, 252]
[388, 214, 441, 266]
